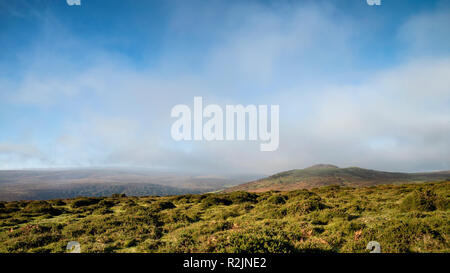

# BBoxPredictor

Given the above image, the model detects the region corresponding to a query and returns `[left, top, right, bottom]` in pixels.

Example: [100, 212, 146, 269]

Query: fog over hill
[0, 169, 256, 201]
[1, 165, 449, 201]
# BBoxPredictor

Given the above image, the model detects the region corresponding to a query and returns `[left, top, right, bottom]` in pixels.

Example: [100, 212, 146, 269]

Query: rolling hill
[0, 169, 252, 201]
[225, 164, 450, 192]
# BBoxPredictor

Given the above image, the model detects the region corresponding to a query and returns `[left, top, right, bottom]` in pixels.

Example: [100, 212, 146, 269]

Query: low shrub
[215, 229, 295, 253]
[22, 201, 62, 216]
[287, 196, 328, 215]
[98, 199, 116, 208]
[228, 192, 258, 204]
[51, 200, 66, 206]
[151, 201, 176, 211]
[202, 196, 232, 208]
[267, 195, 286, 205]
[400, 190, 446, 212]
[71, 197, 102, 208]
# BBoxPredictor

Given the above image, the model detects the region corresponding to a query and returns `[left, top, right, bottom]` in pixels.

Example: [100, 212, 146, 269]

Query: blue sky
[0, 0, 449, 174]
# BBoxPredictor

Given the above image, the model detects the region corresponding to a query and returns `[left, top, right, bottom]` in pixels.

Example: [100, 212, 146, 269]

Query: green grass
[0, 181, 448, 253]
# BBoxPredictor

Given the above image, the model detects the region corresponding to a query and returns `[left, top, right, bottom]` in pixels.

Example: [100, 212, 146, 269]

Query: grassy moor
[0, 180, 448, 253]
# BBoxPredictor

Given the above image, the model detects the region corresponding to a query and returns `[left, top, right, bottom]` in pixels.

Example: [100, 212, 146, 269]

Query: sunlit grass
[0, 181, 448, 253]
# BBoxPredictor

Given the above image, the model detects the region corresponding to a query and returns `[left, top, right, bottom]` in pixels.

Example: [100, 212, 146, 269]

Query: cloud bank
[0, 1, 449, 174]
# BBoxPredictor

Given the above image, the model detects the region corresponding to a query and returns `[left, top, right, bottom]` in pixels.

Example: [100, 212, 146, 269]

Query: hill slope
[0, 169, 249, 201]
[225, 164, 450, 192]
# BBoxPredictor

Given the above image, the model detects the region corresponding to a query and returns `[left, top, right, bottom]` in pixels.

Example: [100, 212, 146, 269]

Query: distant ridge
[225, 164, 450, 192]
[305, 164, 339, 169]
[0, 169, 247, 201]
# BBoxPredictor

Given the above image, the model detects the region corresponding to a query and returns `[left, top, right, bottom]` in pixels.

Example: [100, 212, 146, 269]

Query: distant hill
[0, 182, 203, 201]
[0, 169, 251, 201]
[224, 164, 450, 192]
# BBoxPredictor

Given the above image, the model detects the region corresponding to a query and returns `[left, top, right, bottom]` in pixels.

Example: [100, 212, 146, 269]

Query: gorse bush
[267, 195, 286, 205]
[287, 195, 328, 215]
[111, 193, 127, 198]
[0, 181, 448, 253]
[22, 201, 62, 216]
[202, 196, 233, 207]
[98, 199, 116, 208]
[71, 197, 101, 208]
[51, 200, 66, 206]
[400, 189, 447, 212]
[227, 192, 258, 204]
[215, 228, 296, 253]
[155, 201, 176, 210]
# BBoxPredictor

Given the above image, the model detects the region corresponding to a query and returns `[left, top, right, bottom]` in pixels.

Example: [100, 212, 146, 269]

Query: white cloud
[398, 9, 450, 56]
[0, 1, 449, 174]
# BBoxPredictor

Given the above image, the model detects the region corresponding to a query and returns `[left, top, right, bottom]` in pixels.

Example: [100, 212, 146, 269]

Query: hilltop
[225, 164, 450, 192]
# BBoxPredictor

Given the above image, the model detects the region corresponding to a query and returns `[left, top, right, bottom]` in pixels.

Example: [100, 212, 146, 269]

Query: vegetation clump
[153, 201, 176, 211]
[112, 193, 127, 198]
[227, 192, 258, 204]
[288, 195, 328, 214]
[202, 196, 232, 207]
[22, 201, 62, 216]
[267, 195, 286, 205]
[400, 189, 448, 212]
[71, 197, 102, 208]
[215, 228, 296, 253]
